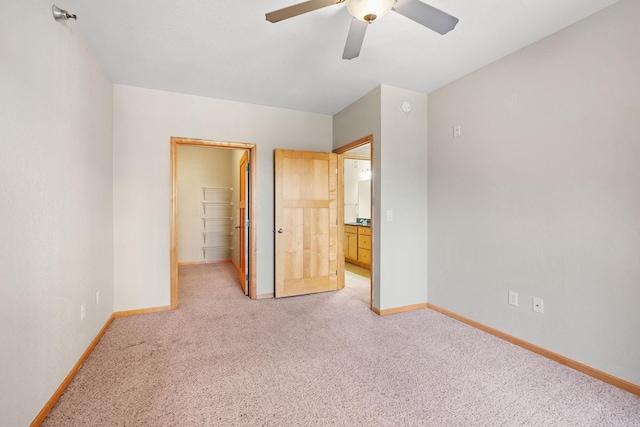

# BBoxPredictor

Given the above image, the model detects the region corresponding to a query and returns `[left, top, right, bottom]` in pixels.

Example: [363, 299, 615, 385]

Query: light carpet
[43, 263, 640, 426]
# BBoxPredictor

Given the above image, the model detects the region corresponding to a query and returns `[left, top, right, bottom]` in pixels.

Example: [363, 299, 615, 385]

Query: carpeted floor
[344, 262, 370, 306]
[43, 263, 640, 426]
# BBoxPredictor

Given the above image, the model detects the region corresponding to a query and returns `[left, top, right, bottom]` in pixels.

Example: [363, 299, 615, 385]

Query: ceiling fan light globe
[346, 0, 396, 23]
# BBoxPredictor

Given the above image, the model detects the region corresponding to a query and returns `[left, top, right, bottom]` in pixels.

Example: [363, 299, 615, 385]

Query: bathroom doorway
[335, 135, 373, 310]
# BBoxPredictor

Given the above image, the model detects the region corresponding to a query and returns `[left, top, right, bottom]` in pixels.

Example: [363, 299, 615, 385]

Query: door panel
[275, 149, 338, 297]
[238, 152, 248, 294]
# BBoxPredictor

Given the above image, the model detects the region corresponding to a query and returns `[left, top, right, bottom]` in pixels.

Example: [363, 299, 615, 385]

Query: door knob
[234, 226, 241, 229]
[277, 228, 283, 234]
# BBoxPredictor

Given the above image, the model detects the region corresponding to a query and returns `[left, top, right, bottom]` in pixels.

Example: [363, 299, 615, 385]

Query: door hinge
[246, 165, 250, 173]
[245, 219, 250, 227]
[336, 270, 338, 276]
[336, 168, 338, 174]
[246, 274, 249, 281]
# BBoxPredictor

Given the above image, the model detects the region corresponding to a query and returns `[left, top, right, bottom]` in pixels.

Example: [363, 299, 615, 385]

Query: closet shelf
[202, 187, 232, 199]
[201, 185, 233, 260]
[202, 231, 232, 245]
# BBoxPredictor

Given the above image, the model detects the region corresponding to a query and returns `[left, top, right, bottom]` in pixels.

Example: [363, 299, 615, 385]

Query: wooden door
[275, 149, 338, 297]
[238, 152, 249, 294]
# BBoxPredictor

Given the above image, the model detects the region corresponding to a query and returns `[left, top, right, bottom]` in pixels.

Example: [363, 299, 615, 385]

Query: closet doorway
[335, 135, 373, 310]
[170, 137, 257, 309]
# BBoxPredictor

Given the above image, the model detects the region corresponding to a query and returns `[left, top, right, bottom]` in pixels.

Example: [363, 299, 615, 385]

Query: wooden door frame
[333, 135, 374, 310]
[170, 136, 258, 309]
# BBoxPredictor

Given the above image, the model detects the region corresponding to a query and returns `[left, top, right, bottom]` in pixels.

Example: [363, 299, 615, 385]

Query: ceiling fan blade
[342, 18, 368, 60]
[266, 0, 344, 23]
[393, 0, 459, 35]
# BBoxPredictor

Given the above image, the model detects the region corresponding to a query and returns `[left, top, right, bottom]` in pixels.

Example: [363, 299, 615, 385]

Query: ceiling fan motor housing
[347, 0, 397, 23]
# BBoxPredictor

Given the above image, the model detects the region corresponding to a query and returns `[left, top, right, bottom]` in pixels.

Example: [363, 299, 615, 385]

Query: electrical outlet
[508, 291, 518, 306]
[533, 297, 544, 314]
[95, 291, 100, 306]
[80, 303, 86, 321]
[386, 210, 393, 221]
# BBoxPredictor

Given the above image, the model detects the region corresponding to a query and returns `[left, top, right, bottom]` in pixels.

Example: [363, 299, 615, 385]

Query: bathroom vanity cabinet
[344, 224, 371, 269]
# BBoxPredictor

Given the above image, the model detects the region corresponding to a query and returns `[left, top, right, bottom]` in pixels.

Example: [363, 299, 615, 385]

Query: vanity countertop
[345, 222, 370, 228]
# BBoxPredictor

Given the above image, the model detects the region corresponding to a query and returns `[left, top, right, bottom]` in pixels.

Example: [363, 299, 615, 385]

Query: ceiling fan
[265, 0, 459, 60]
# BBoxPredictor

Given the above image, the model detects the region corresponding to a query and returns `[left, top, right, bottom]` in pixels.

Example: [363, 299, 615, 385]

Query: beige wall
[334, 85, 429, 310]
[0, 0, 114, 425]
[177, 146, 233, 263]
[113, 85, 332, 309]
[379, 86, 429, 310]
[334, 87, 382, 307]
[428, 0, 640, 385]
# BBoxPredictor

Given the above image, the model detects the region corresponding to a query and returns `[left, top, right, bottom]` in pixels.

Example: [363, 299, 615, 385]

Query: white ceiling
[64, 0, 620, 115]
